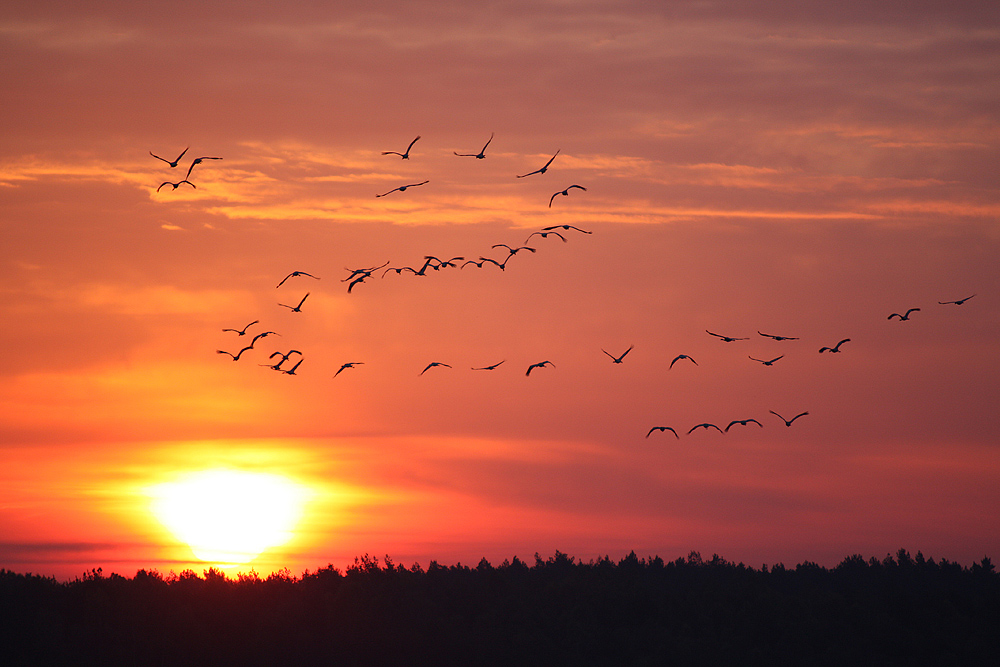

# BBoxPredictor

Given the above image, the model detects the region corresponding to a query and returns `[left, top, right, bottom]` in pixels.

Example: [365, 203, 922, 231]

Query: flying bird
[216, 346, 254, 361]
[725, 419, 763, 432]
[376, 180, 429, 197]
[541, 224, 592, 235]
[888, 308, 921, 321]
[706, 330, 749, 342]
[382, 135, 420, 159]
[149, 146, 188, 167]
[463, 256, 507, 271]
[687, 423, 723, 434]
[819, 339, 850, 353]
[344, 262, 390, 281]
[770, 410, 809, 427]
[454, 132, 493, 159]
[261, 349, 302, 370]
[276, 271, 320, 288]
[646, 426, 679, 439]
[222, 320, 259, 336]
[516, 149, 560, 178]
[525, 230, 567, 244]
[278, 293, 309, 312]
[492, 244, 535, 261]
[669, 354, 698, 369]
[758, 331, 799, 341]
[526, 360, 555, 376]
[250, 331, 280, 346]
[184, 156, 222, 180]
[548, 185, 587, 207]
[157, 180, 195, 192]
[334, 362, 364, 377]
[749, 355, 784, 366]
[419, 362, 452, 375]
[281, 359, 304, 376]
[472, 360, 505, 370]
[939, 294, 976, 305]
[602, 345, 633, 364]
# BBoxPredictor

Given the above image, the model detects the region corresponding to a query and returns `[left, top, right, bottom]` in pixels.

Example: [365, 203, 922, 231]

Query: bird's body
[420, 362, 451, 375]
[250, 331, 280, 346]
[770, 410, 809, 426]
[281, 359, 303, 375]
[819, 339, 850, 353]
[725, 419, 763, 432]
[492, 244, 535, 265]
[376, 180, 429, 197]
[541, 224, 592, 234]
[548, 185, 587, 207]
[334, 362, 364, 377]
[472, 360, 505, 370]
[454, 133, 493, 159]
[184, 156, 222, 180]
[646, 426, 679, 439]
[382, 135, 420, 159]
[525, 230, 567, 244]
[758, 331, 799, 341]
[888, 308, 921, 321]
[222, 320, 259, 336]
[149, 147, 188, 167]
[688, 423, 723, 434]
[669, 354, 698, 369]
[602, 345, 633, 364]
[516, 150, 560, 178]
[276, 271, 320, 288]
[526, 360, 555, 376]
[217, 346, 254, 361]
[278, 293, 309, 312]
[939, 294, 976, 305]
[749, 355, 784, 366]
[707, 330, 748, 342]
[157, 180, 195, 192]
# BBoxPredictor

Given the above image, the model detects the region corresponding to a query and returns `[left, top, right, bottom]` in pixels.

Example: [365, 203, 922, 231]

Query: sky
[2, 0, 999, 580]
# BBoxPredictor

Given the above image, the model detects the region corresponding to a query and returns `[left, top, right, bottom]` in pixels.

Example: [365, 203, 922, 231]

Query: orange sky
[2, 0, 999, 580]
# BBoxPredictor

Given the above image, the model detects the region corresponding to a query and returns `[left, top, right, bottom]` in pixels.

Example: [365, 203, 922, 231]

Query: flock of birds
[151, 137, 979, 442]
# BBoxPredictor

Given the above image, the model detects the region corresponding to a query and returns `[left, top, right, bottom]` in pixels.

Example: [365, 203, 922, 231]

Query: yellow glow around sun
[148, 469, 309, 565]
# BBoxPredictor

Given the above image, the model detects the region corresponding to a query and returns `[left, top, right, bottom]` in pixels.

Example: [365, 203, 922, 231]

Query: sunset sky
[2, 0, 999, 580]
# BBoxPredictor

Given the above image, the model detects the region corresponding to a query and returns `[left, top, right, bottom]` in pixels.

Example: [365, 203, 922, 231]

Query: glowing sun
[149, 469, 309, 565]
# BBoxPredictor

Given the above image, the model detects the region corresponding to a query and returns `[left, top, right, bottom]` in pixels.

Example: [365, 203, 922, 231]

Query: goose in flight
[542, 224, 592, 235]
[687, 423, 723, 434]
[382, 135, 420, 159]
[939, 294, 976, 305]
[516, 149, 560, 178]
[749, 355, 784, 366]
[525, 230, 567, 244]
[888, 308, 920, 321]
[261, 349, 302, 370]
[646, 426, 679, 439]
[250, 331, 280, 346]
[725, 419, 763, 432]
[157, 180, 195, 192]
[222, 320, 259, 336]
[454, 133, 493, 159]
[819, 339, 850, 353]
[149, 146, 188, 168]
[344, 261, 390, 281]
[184, 156, 222, 180]
[472, 360, 505, 371]
[217, 346, 254, 361]
[669, 354, 698, 369]
[706, 330, 748, 342]
[462, 256, 507, 271]
[334, 362, 364, 377]
[526, 360, 555, 376]
[278, 293, 309, 312]
[419, 361, 452, 376]
[602, 345, 633, 364]
[492, 244, 536, 262]
[276, 271, 320, 288]
[769, 410, 808, 427]
[548, 185, 587, 207]
[376, 180, 429, 197]
[758, 331, 799, 341]
[281, 359, 303, 376]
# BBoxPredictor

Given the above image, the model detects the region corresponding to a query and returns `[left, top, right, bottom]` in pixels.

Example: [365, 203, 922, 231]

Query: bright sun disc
[149, 469, 309, 565]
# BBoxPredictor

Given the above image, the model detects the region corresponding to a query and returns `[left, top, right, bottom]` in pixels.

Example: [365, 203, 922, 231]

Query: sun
[148, 469, 310, 565]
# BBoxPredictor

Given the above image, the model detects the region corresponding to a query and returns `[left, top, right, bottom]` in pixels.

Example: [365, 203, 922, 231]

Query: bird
[157, 180, 195, 192]
[548, 185, 587, 207]
[261, 349, 302, 371]
[706, 330, 749, 342]
[939, 294, 976, 305]
[276, 271, 320, 288]
[687, 423, 723, 434]
[602, 345, 633, 364]
[526, 360, 555, 376]
[216, 346, 254, 361]
[222, 320, 259, 336]
[424, 255, 465, 269]
[542, 224, 592, 234]
[463, 256, 506, 271]
[888, 308, 920, 321]
[525, 230, 567, 244]
[749, 355, 784, 366]
[383, 266, 419, 277]
[725, 419, 763, 432]
[819, 339, 850, 353]
[250, 331, 280, 346]
[758, 331, 799, 341]
[472, 360, 505, 370]
[646, 426, 679, 439]
[347, 274, 373, 293]
[419, 362, 451, 375]
[770, 410, 809, 426]
[376, 180, 429, 197]
[345, 262, 390, 281]
[382, 135, 420, 159]
[281, 359, 303, 376]
[334, 362, 364, 377]
[492, 244, 536, 262]
[516, 149, 560, 178]
[184, 156, 222, 180]
[454, 133, 493, 159]
[278, 293, 309, 312]
[669, 354, 698, 369]
[149, 147, 188, 167]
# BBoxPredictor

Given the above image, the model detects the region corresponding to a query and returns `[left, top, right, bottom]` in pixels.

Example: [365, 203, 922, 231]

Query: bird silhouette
[492, 244, 535, 264]
[758, 331, 799, 341]
[278, 293, 309, 312]
[250, 331, 280, 346]
[526, 360, 555, 376]
[939, 294, 976, 305]
[464, 256, 507, 271]
[472, 360, 505, 370]
[419, 362, 451, 375]
[157, 180, 195, 192]
[281, 359, 303, 375]
[548, 185, 587, 207]
[646, 426, 679, 439]
[261, 349, 302, 371]
[454, 133, 493, 159]
[602, 345, 633, 364]
[725, 419, 763, 432]
[334, 362, 364, 377]
[888, 308, 920, 321]
[706, 330, 748, 342]
[344, 262, 390, 281]
[376, 181, 429, 197]
[184, 156, 222, 180]
[222, 320, 259, 335]
[749, 355, 784, 366]
[819, 339, 850, 353]
[542, 224, 592, 234]
[216, 346, 254, 361]
[149, 147, 188, 167]
[276, 271, 320, 288]
[769, 410, 809, 426]
[516, 150, 560, 178]
[382, 135, 420, 159]
[687, 423, 723, 434]
[669, 354, 698, 369]
[525, 230, 567, 244]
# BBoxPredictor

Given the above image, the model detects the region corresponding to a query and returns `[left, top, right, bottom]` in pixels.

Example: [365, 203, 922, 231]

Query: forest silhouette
[2, 549, 997, 666]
